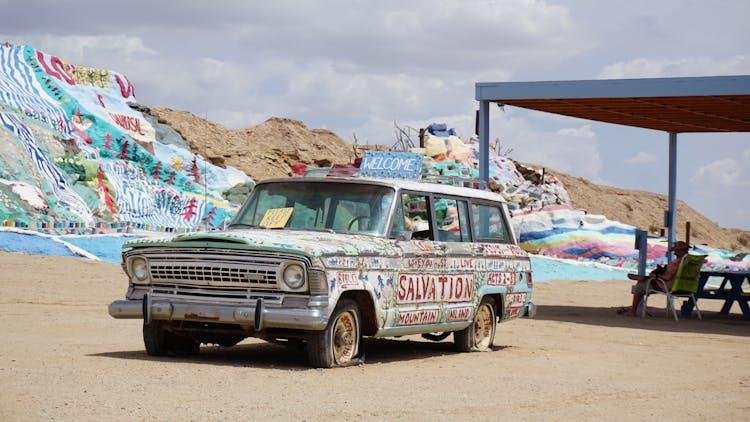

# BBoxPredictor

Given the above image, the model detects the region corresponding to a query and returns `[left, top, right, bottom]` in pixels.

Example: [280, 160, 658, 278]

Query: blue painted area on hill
[0, 231, 79, 257]
[530, 255, 629, 281]
[520, 225, 635, 242]
[60, 235, 136, 263]
[0, 230, 630, 281]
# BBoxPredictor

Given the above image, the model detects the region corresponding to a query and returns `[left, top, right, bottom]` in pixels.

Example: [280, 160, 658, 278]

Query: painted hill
[148, 104, 749, 252]
[144, 108, 749, 270]
[549, 170, 749, 252]
[0, 43, 254, 230]
[0, 42, 747, 272]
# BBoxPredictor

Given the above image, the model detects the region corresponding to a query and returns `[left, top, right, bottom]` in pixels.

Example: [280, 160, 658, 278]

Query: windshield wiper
[228, 223, 261, 229]
[292, 227, 336, 234]
[230, 223, 288, 230]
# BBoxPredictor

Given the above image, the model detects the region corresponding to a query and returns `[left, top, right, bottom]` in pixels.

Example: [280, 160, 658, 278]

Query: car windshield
[231, 181, 396, 236]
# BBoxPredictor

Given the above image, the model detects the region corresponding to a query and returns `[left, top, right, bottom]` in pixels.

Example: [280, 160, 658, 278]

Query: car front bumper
[108, 294, 329, 331]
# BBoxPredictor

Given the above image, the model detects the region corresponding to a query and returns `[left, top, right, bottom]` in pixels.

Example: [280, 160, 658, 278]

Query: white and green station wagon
[109, 176, 535, 367]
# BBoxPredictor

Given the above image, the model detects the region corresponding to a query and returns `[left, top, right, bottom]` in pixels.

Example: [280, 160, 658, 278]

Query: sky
[2, 0, 749, 229]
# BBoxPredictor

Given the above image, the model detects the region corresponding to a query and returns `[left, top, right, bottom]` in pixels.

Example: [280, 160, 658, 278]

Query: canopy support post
[478, 100, 490, 186]
[667, 132, 678, 262]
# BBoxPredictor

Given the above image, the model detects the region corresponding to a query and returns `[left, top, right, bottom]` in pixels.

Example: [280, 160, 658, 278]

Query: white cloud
[690, 158, 743, 189]
[744, 147, 750, 160]
[687, 188, 750, 230]
[627, 151, 658, 164]
[227, 0, 590, 75]
[597, 55, 750, 79]
[496, 116, 603, 180]
[557, 125, 595, 139]
[8, 34, 157, 66]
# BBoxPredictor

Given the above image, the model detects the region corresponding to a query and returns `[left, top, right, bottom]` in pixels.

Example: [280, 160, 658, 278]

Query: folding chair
[641, 254, 707, 321]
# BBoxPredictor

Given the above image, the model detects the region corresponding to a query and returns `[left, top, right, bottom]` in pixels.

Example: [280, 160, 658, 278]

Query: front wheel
[307, 299, 361, 368]
[454, 297, 496, 352]
[143, 320, 200, 356]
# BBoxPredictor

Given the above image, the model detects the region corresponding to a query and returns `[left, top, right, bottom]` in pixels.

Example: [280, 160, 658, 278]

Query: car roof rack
[299, 166, 488, 190]
[420, 174, 487, 189]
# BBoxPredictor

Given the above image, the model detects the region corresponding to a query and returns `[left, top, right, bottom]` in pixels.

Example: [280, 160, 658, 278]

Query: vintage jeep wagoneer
[109, 177, 535, 367]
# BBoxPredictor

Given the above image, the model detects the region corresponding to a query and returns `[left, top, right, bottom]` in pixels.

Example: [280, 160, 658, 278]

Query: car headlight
[280, 262, 306, 291]
[130, 256, 150, 284]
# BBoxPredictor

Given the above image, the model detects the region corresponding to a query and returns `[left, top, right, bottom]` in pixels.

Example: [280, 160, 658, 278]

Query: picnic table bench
[681, 270, 750, 319]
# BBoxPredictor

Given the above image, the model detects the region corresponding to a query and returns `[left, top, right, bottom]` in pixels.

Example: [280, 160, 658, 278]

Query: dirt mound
[149, 108, 358, 180]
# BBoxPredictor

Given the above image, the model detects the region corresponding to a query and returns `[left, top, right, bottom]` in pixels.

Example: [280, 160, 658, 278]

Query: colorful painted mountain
[0, 43, 252, 231]
[1, 42, 746, 273]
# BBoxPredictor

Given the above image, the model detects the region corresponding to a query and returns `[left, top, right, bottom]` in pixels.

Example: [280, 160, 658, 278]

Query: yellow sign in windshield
[259, 207, 294, 228]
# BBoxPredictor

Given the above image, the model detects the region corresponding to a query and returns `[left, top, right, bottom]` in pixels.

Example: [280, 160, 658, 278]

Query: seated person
[620, 241, 690, 316]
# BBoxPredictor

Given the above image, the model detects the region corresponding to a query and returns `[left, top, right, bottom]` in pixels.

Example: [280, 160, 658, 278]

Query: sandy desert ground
[0, 251, 748, 421]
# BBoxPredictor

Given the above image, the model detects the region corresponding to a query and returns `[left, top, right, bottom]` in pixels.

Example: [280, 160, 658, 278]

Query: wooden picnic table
[681, 270, 750, 319]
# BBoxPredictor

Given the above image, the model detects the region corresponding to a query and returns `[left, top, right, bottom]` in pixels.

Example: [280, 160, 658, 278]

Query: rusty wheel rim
[472, 303, 495, 350]
[332, 311, 358, 364]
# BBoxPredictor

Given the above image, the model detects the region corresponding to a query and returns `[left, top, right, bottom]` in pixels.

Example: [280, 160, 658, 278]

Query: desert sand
[0, 251, 748, 421]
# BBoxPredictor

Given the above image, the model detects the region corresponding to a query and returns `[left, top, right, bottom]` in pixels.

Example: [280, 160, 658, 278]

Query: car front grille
[149, 260, 278, 289]
[126, 248, 311, 295]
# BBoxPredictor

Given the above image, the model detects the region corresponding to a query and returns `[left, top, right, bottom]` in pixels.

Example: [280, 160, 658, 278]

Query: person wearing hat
[619, 241, 690, 316]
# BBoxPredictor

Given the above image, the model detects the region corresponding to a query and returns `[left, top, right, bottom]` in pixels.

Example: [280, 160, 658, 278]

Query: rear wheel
[307, 299, 361, 368]
[143, 320, 200, 356]
[454, 297, 496, 352]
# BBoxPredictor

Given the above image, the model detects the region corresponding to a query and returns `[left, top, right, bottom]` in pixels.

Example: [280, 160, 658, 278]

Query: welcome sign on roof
[358, 151, 423, 179]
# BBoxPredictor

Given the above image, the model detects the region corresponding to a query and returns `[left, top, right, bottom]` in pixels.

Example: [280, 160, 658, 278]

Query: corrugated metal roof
[476, 75, 750, 133]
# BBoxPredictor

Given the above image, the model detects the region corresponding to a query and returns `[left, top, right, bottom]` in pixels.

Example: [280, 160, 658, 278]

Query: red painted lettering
[397, 273, 473, 304]
[396, 309, 439, 326]
[107, 112, 146, 136]
[36, 52, 75, 85]
[454, 277, 463, 299]
[437, 276, 446, 298]
[397, 274, 407, 300]
[487, 272, 518, 287]
[505, 292, 527, 308]
[115, 74, 135, 98]
[448, 306, 472, 321]
[336, 272, 359, 289]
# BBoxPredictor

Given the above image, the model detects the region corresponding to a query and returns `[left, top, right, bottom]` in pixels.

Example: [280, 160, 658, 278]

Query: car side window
[471, 202, 511, 244]
[389, 195, 406, 238]
[435, 197, 471, 242]
[402, 193, 432, 240]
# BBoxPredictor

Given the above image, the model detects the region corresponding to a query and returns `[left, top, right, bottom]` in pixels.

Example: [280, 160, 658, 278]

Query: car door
[470, 200, 531, 319]
[386, 192, 476, 330]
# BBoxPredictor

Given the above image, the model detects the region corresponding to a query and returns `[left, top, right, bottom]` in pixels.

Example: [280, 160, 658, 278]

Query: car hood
[124, 228, 403, 258]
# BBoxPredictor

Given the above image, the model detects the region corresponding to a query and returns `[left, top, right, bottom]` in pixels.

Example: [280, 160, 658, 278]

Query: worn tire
[143, 320, 200, 356]
[143, 320, 170, 356]
[454, 297, 496, 352]
[307, 299, 361, 368]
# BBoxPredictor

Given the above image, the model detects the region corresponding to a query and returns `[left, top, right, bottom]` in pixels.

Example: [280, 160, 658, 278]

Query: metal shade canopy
[474, 75, 750, 258]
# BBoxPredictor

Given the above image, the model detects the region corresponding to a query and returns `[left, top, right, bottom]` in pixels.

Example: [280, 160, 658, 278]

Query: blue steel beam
[667, 132, 678, 262]
[476, 75, 750, 101]
[479, 100, 490, 184]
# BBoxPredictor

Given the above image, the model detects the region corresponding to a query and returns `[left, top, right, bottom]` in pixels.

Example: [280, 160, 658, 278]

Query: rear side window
[396, 191, 512, 244]
[471, 203, 511, 244]
[435, 197, 471, 242]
